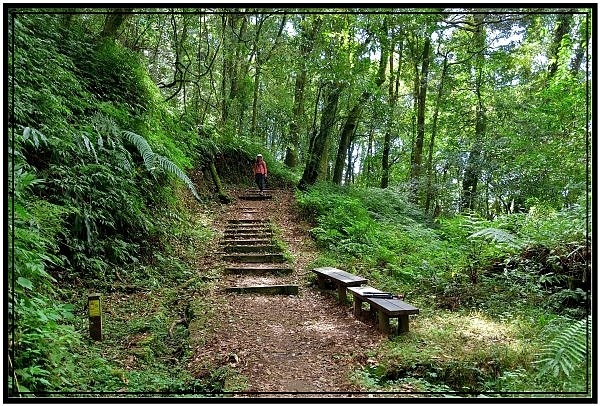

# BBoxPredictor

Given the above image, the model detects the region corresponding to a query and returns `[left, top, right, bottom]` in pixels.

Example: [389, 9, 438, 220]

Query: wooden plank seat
[312, 267, 367, 303]
[347, 285, 419, 335]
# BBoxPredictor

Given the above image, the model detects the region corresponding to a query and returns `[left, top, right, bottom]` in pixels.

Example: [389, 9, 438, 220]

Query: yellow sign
[89, 299, 101, 317]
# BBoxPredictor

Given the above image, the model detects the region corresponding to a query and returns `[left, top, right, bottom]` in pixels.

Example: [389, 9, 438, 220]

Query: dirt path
[187, 188, 387, 397]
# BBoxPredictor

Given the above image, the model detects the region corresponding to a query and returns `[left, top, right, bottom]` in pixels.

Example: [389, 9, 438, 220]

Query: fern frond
[22, 127, 48, 148]
[534, 315, 591, 379]
[155, 155, 201, 202]
[122, 130, 157, 171]
[81, 133, 99, 163]
[469, 227, 523, 249]
[114, 147, 132, 172]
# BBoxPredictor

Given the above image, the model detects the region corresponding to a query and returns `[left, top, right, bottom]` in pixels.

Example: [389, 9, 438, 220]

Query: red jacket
[253, 160, 267, 175]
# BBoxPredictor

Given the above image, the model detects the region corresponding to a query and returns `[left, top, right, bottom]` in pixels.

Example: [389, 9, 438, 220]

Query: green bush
[9, 157, 82, 394]
[297, 183, 465, 288]
[9, 14, 209, 394]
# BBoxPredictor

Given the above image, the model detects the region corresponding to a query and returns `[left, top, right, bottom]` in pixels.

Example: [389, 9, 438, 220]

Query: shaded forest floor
[185, 187, 395, 397]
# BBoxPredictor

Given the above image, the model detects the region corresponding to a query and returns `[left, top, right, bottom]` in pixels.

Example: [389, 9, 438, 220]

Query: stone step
[222, 253, 286, 263]
[224, 265, 293, 275]
[225, 284, 298, 295]
[223, 245, 279, 253]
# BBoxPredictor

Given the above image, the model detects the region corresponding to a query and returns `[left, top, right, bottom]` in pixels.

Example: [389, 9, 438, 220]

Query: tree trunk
[345, 137, 356, 184]
[287, 16, 322, 168]
[461, 136, 483, 211]
[461, 14, 487, 211]
[220, 13, 247, 128]
[298, 82, 343, 190]
[317, 134, 331, 181]
[332, 103, 360, 184]
[381, 128, 391, 189]
[409, 37, 431, 204]
[425, 53, 448, 214]
[209, 160, 231, 203]
[99, 8, 133, 40]
[251, 61, 260, 135]
[381, 32, 402, 189]
[366, 126, 374, 185]
[547, 14, 572, 79]
[333, 26, 388, 185]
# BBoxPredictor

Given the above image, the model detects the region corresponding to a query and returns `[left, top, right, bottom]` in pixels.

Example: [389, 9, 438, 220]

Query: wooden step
[224, 230, 272, 236]
[224, 227, 272, 233]
[239, 195, 272, 200]
[225, 223, 271, 228]
[223, 245, 279, 253]
[221, 238, 273, 245]
[223, 231, 273, 237]
[222, 253, 286, 263]
[224, 265, 293, 275]
[224, 228, 272, 233]
[227, 219, 270, 224]
[241, 189, 274, 194]
[224, 224, 271, 230]
[225, 284, 298, 295]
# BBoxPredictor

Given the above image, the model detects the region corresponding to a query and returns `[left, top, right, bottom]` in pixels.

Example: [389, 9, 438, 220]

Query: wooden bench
[312, 267, 367, 303]
[347, 285, 419, 335]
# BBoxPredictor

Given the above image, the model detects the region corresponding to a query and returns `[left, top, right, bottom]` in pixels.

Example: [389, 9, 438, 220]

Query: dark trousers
[255, 173, 265, 191]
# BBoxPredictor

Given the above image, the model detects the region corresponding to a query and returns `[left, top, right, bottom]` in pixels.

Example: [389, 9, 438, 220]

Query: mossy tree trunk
[99, 8, 134, 40]
[298, 82, 343, 190]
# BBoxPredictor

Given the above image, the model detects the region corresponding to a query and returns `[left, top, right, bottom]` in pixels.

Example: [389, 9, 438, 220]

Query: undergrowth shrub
[9, 153, 81, 394]
[9, 14, 93, 131]
[296, 183, 464, 291]
[213, 133, 299, 188]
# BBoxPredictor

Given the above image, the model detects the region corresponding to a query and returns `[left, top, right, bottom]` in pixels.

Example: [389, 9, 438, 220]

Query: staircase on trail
[238, 189, 274, 200]
[221, 190, 297, 294]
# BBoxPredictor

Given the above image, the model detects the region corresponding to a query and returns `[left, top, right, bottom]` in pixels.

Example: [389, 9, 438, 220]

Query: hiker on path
[253, 154, 268, 195]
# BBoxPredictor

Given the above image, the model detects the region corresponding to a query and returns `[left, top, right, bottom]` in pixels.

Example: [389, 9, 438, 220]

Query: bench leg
[337, 284, 348, 303]
[398, 315, 410, 334]
[367, 305, 376, 322]
[316, 275, 327, 289]
[377, 310, 391, 334]
[353, 298, 362, 318]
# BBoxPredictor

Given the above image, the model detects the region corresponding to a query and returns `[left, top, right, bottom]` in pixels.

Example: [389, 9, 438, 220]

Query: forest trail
[187, 188, 388, 397]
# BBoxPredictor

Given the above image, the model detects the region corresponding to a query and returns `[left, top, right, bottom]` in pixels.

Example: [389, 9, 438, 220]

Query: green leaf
[16, 277, 33, 290]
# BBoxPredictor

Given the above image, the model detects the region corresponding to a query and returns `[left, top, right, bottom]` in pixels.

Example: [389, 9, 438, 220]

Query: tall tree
[286, 15, 322, 167]
[547, 13, 573, 79]
[250, 13, 286, 136]
[381, 27, 403, 189]
[220, 11, 248, 128]
[99, 8, 134, 40]
[332, 18, 388, 185]
[408, 36, 431, 203]
[298, 81, 343, 190]
[460, 13, 487, 211]
[424, 50, 449, 214]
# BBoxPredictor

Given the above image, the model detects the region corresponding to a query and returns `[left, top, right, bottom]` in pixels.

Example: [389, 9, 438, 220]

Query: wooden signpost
[88, 293, 102, 341]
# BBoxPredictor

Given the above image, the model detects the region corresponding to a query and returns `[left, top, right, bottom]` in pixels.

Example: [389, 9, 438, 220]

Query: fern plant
[122, 130, 201, 202]
[468, 227, 524, 250]
[534, 315, 591, 379]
